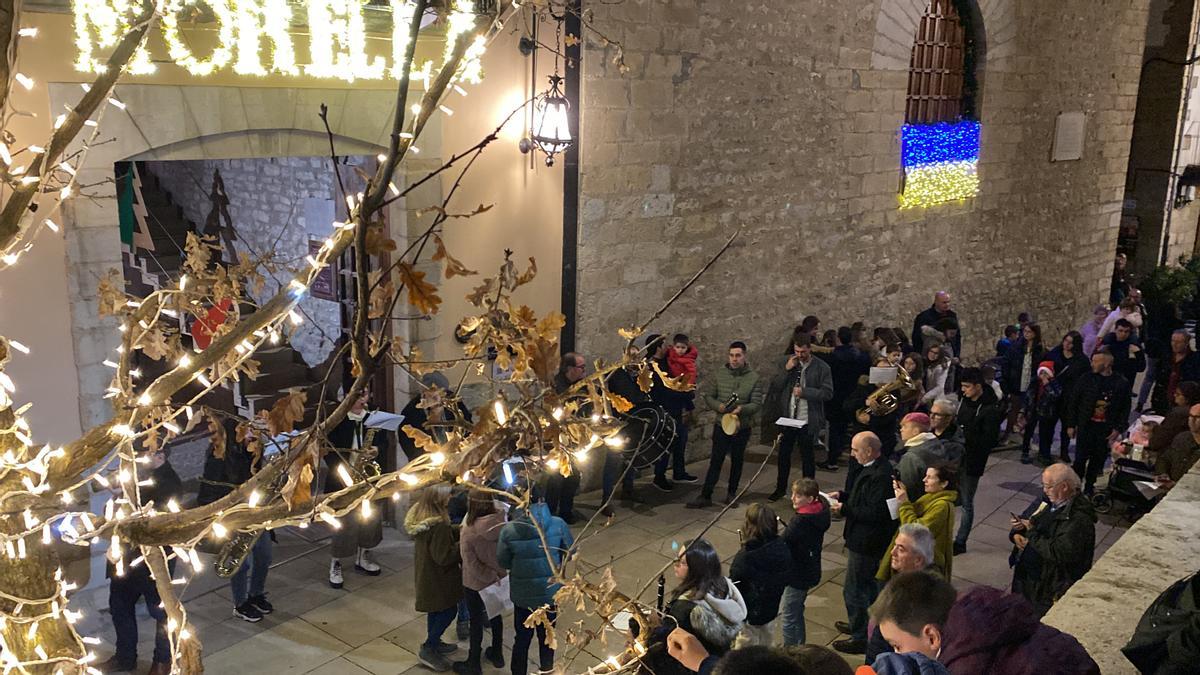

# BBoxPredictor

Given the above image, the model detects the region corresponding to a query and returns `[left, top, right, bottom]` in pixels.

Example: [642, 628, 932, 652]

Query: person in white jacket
[922, 342, 952, 408]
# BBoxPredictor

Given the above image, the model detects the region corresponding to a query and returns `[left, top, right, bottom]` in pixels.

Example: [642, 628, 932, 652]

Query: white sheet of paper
[610, 610, 635, 634]
[775, 416, 807, 429]
[1133, 480, 1166, 499]
[870, 367, 898, 385]
[886, 497, 900, 520]
[479, 576, 513, 620]
[363, 411, 404, 432]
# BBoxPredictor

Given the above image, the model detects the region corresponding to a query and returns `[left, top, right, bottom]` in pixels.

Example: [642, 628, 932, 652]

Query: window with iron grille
[906, 0, 975, 124]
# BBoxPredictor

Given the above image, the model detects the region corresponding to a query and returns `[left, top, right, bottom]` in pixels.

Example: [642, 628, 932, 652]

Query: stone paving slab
[76, 443, 1130, 673]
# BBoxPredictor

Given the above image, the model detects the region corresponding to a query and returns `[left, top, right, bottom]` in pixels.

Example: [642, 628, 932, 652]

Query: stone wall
[147, 156, 348, 366]
[574, 0, 1150, 386]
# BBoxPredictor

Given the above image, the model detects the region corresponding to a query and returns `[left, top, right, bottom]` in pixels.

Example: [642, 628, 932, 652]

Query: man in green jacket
[688, 341, 764, 509]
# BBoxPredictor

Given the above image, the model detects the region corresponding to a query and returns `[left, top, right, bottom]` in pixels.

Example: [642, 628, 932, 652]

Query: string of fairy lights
[2, 2, 657, 672]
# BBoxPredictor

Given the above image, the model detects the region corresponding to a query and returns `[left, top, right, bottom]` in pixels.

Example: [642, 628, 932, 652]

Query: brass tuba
[858, 365, 917, 418]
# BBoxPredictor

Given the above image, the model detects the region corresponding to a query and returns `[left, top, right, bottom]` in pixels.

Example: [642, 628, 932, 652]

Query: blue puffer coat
[497, 502, 575, 609]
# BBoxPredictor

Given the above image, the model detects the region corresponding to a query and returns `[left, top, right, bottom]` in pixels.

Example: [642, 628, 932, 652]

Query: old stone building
[575, 0, 1154, 372]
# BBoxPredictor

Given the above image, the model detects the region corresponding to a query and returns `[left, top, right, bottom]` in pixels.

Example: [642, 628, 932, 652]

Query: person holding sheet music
[325, 389, 390, 588]
[765, 334, 833, 500]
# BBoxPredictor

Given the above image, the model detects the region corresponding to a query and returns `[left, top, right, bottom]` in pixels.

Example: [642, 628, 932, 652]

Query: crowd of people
[97, 283, 1200, 675]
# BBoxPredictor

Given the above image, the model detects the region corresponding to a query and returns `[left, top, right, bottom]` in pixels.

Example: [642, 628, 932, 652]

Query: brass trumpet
[857, 365, 917, 419]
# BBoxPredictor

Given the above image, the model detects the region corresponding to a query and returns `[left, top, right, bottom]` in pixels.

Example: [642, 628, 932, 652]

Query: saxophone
[857, 365, 917, 418]
[352, 427, 382, 479]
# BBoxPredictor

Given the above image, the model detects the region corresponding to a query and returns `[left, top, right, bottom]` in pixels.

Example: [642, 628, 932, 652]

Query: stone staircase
[120, 162, 343, 427]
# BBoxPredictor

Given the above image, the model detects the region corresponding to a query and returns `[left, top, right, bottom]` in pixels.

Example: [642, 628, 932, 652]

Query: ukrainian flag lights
[899, 121, 981, 208]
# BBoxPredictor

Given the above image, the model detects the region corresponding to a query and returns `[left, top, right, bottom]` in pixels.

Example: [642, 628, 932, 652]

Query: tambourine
[720, 412, 741, 435]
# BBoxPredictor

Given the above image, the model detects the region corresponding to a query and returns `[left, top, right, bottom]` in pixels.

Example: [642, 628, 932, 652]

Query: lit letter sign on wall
[70, 0, 486, 84]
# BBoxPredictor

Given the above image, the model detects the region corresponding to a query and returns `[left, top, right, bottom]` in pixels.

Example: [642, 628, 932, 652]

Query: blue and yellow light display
[899, 121, 981, 208]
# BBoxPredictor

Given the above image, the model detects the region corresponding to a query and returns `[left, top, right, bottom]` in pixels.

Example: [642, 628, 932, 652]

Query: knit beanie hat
[1037, 360, 1055, 379]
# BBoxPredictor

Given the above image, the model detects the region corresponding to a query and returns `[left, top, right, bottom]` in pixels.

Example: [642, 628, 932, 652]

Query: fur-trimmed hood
[403, 512, 445, 536]
[683, 578, 747, 649]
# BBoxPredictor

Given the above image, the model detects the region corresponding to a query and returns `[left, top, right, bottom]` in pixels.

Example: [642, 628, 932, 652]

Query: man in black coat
[645, 334, 699, 489]
[953, 367, 1004, 555]
[100, 449, 183, 675]
[831, 431, 896, 654]
[826, 326, 871, 470]
[912, 291, 961, 357]
[1066, 349, 1132, 494]
[1008, 463, 1096, 617]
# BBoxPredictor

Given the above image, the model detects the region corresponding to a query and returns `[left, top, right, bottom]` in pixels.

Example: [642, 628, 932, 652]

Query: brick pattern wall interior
[148, 156, 348, 367]
[575, 0, 1149, 395]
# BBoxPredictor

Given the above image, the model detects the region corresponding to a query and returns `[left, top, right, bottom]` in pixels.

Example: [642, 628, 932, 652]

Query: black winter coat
[782, 500, 831, 590]
[958, 386, 1004, 477]
[1009, 496, 1097, 615]
[197, 418, 255, 506]
[325, 412, 392, 494]
[912, 305, 961, 356]
[828, 345, 870, 407]
[1003, 340, 1046, 395]
[841, 458, 897, 558]
[397, 396, 471, 462]
[1066, 371, 1131, 434]
[1150, 350, 1200, 414]
[1046, 346, 1090, 410]
[1101, 333, 1146, 386]
[729, 536, 792, 626]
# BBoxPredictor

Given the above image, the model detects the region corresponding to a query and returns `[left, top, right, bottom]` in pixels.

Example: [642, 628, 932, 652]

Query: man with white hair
[865, 523, 937, 664]
[1008, 463, 1097, 617]
[929, 397, 964, 464]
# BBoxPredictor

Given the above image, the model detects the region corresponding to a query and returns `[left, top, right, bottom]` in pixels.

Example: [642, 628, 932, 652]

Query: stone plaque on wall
[309, 239, 337, 301]
[1052, 112, 1087, 162]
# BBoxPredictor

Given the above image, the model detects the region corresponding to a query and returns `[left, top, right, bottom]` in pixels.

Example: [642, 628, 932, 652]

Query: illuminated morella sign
[72, 0, 486, 83]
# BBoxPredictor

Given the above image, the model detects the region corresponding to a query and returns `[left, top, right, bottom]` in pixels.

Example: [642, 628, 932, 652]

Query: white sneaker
[329, 559, 344, 588]
[355, 548, 381, 576]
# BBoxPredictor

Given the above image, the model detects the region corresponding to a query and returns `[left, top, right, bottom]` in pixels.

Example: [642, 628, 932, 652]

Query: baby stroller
[1092, 415, 1164, 519]
[1091, 457, 1160, 519]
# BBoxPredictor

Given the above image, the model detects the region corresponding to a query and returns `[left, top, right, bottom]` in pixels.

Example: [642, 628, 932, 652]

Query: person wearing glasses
[1007, 463, 1096, 617]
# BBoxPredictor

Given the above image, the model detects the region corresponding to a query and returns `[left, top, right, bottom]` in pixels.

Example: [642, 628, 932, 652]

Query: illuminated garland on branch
[899, 120, 981, 208]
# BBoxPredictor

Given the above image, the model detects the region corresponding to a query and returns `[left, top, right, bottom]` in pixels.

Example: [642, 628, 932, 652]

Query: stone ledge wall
[1043, 461, 1200, 673]
[575, 0, 1150, 387]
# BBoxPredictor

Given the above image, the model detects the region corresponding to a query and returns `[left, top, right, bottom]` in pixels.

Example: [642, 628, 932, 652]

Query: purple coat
[940, 586, 1099, 675]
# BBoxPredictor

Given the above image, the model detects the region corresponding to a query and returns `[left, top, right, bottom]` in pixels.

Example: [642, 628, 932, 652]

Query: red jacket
[668, 344, 698, 384]
[940, 586, 1099, 675]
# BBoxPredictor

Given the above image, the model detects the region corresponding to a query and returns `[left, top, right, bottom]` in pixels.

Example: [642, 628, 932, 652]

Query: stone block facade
[575, 0, 1150, 388]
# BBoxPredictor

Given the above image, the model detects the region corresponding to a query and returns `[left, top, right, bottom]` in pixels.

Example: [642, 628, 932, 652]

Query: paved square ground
[73, 442, 1131, 673]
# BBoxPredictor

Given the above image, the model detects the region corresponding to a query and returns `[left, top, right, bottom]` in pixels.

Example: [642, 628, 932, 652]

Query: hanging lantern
[529, 75, 572, 166]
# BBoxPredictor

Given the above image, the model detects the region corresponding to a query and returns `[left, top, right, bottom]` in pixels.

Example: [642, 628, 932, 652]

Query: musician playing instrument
[687, 341, 764, 509]
[766, 334, 833, 499]
[325, 388, 388, 588]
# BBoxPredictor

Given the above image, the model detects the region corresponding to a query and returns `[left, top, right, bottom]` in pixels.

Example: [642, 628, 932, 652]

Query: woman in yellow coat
[877, 463, 958, 581]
